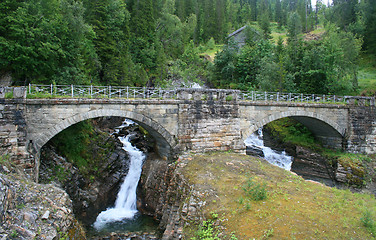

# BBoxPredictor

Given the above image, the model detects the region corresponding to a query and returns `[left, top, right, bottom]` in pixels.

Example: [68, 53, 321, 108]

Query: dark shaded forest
[0, 0, 375, 95]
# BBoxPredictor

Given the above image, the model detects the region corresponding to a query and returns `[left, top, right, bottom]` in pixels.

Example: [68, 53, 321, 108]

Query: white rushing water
[94, 120, 145, 230]
[244, 128, 293, 171]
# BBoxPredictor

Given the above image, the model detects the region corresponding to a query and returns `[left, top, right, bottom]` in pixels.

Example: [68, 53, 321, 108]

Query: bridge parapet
[176, 88, 239, 101]
[345, 96, 375, 106]
[1, 84, 374, 107]
[0, 87, 27, 98]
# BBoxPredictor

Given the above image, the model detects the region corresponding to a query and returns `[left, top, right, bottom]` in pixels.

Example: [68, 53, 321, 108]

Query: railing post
[50, 84, 53, 96]
[277, 92, 279, 102]
[127, 86, 129, 99]
[109, 86, 111, 98]
[265, 92, 267, 101]
[144, 87, 146, 98]
[251, 91, 254, 101]
[28, 83, 31, 95]
[312, 94, 314, 102]
[159, 87, 162, 99]
[301, 93, 303, 102]
[71, 85, 74, 97]
[288, 93, 291, 102]
[90, 85, 93, 98]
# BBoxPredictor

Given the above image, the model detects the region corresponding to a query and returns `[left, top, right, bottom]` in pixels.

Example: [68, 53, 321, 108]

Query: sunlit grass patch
[182, 152, 376, 240]
[358, 54, 376, 96]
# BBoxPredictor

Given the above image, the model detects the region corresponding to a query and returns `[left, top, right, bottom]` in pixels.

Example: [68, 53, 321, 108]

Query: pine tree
[275, 0, 282, 27]
[363, 0, 376, 55]
[84, 0, 132, 85]
[128, 0, 157, 73]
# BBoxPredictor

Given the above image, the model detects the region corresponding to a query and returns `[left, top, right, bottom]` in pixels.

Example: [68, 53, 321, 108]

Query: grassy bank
[182, 152, 376, 239]
[358, 53, 376, 96]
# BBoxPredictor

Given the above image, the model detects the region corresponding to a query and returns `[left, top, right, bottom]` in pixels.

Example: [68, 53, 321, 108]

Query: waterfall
[93, 120, 145, 230]
[245, 128, 293, 171]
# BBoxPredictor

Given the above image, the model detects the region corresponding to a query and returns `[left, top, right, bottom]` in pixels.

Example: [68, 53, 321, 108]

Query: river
[244, 128, 293, 170]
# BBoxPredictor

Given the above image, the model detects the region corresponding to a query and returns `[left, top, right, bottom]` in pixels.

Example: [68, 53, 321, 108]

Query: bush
[192, 219, 220, 240]
[242, 177, 268, 201]
[361, 210, 376, 235]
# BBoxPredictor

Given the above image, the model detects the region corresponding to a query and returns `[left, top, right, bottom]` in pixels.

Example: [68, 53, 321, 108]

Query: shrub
[192, 220, 220, 240]
[361, 210, 376, 235]
[242, 177, 268, 201]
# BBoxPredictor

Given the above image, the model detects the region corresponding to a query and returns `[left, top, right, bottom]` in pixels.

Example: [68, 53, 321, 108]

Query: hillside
[181, 152, 376, 239]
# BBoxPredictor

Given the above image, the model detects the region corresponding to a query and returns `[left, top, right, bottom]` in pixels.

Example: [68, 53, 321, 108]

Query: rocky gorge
[37, 117, 203, 239]
[1, 116, 375, 239]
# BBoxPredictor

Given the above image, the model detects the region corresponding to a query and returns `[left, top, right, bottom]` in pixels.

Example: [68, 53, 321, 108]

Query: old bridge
[1, 86, 375, 180]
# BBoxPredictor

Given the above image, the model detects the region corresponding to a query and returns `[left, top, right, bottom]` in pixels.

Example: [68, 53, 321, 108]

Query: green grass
[182, 152, 376, 240]
[270, 22, 287, 44]
[198, 44, 223, 62]
[358, 53, 376, 96]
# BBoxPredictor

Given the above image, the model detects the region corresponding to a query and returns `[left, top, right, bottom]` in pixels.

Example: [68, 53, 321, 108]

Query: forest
[0, 0, 375, 95]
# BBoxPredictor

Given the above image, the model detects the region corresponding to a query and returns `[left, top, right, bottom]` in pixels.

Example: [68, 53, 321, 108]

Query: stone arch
[33, 109, 176, 159]
[242, 110, 346, 148]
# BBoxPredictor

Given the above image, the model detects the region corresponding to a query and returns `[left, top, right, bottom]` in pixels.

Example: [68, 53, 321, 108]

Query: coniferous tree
[250, 0, 258, 21]
[0, 0, 94, 85]
[84, 0, 133, 85]
[275, 0, 283, 27]
[128, 0, 157, 74]
[363, 0, 376, 56]
[331, 0, 357, 30]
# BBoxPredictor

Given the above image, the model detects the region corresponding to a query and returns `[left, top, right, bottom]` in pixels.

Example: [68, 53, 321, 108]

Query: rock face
[39, 142, 129, 226]
[291, 146, 337, 186]
[0, 171, 85, 239]
[259, 128, 337, 186]
[139, 154, 203, 239]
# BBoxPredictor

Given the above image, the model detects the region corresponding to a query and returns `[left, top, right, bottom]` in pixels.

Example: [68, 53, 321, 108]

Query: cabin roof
[227, 26, 247, 38]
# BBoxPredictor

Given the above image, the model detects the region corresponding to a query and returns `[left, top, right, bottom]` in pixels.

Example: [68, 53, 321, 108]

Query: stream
[245, 128, 293, 170]
[89, 120, 159, 239]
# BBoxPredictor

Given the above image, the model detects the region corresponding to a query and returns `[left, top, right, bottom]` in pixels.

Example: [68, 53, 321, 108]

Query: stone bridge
[1, 88, 375, 180]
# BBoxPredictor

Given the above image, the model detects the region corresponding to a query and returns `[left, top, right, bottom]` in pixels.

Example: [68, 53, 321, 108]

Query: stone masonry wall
[0, 99, 34, 177]
[178, 99, 243, 153]
[347, 106, 376, 154]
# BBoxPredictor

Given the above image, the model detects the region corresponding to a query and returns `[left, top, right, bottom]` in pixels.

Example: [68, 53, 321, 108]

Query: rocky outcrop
[140, 154, 205, 239]
[0, 170, 85, 239]
[291, 146, 337, 186]
[39, 142, 129, 226]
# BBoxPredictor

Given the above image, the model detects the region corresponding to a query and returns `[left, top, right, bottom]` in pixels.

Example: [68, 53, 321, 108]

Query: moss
[265, 118, 320, 150]
[49, 119, 117, 180]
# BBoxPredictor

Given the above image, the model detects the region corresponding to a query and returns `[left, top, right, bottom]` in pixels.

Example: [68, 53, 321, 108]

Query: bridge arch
[32, 109, 176, 159]
[242, 110, 347, 149]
